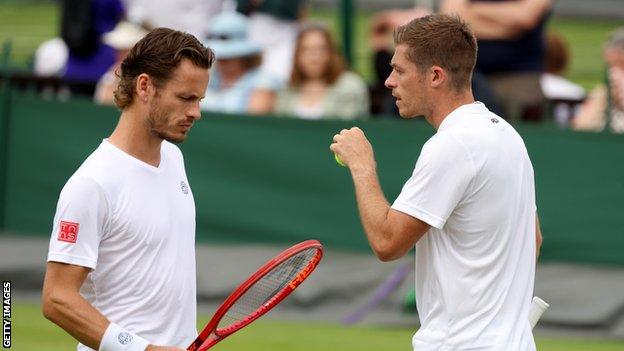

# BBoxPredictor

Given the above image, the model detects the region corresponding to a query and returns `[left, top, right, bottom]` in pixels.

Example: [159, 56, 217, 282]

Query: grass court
[10, 302, 624, 350]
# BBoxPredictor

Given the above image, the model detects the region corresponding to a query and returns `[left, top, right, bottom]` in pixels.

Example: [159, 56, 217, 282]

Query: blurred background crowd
[1, 0, 624, 131]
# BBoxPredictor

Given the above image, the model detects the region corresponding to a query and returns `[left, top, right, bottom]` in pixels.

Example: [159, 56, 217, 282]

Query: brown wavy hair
[114, 28, 215, 109]
[289, 24, 345, 87]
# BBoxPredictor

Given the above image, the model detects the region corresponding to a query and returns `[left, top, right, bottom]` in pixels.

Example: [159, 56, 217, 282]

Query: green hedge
[1, 94, 623, 265]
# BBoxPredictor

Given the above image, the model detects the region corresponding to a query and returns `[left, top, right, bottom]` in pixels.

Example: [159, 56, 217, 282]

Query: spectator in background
[94, 21, 149, 105]
[441, 0, 553, 122]
[201, 12, 280, 115]
[540, 32, 586, 126]
[237, 0, 307, 83]
[61, 0, 124, 97]
[34, 38, 69, 78]
[274, 25, 369, 120]
[573, 28, 624, 133]
[122, 0, 234, 38]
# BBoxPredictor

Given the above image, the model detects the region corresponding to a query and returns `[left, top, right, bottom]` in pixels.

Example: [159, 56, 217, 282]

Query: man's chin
[398, 108, 419, 119]
[158, 131, 187, 144]
[165, 135, 186, 144]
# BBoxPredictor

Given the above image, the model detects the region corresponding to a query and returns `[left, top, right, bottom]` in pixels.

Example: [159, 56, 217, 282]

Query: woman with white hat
[201, 12, 281, 115]
[94, 21, 149, 105]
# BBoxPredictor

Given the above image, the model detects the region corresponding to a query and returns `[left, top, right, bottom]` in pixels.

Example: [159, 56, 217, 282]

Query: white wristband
[99, 322, 151, 351]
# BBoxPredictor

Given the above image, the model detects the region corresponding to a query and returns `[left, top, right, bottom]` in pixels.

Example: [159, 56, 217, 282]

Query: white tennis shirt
[392, 102, 537, 351]
[47, 140, 197, 350]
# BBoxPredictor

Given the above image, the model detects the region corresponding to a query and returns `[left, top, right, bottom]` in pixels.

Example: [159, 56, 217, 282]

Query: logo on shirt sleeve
[58, 221, 79, 243]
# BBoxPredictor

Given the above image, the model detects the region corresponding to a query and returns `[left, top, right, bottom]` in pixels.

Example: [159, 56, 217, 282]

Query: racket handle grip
[528, 296, 549, 329]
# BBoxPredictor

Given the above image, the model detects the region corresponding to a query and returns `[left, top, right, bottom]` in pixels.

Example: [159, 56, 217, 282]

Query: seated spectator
[275, 25, 369, 120]
[237, 0, 308, 83]
[124, 0, 233, 38]
[201, 12, 280, 115]
[62, 0, 125, 97]
[441, 0, 553, 122]
[573, 28, 624, 133]
[540, 32, 586, 126]
[94, 21, 149, 105]
[34, 38, 69, 78]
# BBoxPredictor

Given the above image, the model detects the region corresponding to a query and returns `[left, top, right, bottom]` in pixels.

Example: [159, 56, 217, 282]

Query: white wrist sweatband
[99, 322, 151, 351]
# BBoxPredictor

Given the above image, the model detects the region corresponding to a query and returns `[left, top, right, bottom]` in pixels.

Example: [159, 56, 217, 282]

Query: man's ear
[135, 73, 154, 103]
[430, 65, 446, 88]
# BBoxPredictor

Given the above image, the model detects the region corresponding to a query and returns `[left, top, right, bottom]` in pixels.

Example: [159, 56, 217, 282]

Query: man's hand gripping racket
[187, 240, 324, 351]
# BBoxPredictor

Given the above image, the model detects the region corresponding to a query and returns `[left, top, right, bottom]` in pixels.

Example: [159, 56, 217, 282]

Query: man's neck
[108, 107, 163, 167]
[427, 90, 475, 130]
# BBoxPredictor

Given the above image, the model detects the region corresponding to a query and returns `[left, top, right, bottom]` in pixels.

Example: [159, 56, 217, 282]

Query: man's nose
[188, 103, 202, 120]
[385, 74, 396, 89]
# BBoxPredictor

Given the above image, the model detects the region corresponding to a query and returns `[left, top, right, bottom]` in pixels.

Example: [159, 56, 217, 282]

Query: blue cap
[205, 12, 261, 59]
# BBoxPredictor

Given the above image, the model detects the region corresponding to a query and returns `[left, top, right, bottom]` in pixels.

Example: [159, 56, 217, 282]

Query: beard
[146, 100, 186, 144]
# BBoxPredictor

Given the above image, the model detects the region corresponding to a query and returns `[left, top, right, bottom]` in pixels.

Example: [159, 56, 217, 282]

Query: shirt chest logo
[58, 221, 79, 243]
[180, 180, 189, 195]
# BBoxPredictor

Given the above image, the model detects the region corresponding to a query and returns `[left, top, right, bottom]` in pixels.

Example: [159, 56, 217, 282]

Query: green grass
[11, 302, 624, 350]
[0, 1, 621, 90]
[548, 19, 623, 90]
[0, 1, 59, 68]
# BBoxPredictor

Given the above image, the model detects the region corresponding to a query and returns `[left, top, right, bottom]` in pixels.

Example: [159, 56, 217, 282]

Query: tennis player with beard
[331, 15, 542, 350]
[42, 28, 213, 351]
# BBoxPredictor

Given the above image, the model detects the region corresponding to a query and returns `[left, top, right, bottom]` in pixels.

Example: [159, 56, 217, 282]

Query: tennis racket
[187, 240, 324, 351]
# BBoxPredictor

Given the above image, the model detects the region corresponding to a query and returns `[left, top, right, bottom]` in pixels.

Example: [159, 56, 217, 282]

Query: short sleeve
[47, 176, 109, 269]
[391, 134, 475, 229]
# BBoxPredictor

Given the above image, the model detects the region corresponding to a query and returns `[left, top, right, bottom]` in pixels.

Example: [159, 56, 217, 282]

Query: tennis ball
[334, 153, 346, 167]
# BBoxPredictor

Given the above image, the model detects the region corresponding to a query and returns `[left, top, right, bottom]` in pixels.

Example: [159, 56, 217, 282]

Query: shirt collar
[437, 101, 488, 132]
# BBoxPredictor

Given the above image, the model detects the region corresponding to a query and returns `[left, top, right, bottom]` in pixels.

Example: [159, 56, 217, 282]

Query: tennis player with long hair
[331, 14, 543, 350]
[42, 28, 214, 351]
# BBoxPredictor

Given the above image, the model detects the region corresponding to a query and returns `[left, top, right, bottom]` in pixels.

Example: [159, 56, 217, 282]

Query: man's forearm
[468, 0, 551, 32]
[442, 1, 523, 39]
[350, 165, 394, 257]
[42, 263, 110, 350]
[43, 290, 110, 349]
[331, 127, 428, 261]
[442, 0, 550, 39]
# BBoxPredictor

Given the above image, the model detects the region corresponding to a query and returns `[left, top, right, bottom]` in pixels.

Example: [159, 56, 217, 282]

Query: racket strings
[217, 248, 318, 330]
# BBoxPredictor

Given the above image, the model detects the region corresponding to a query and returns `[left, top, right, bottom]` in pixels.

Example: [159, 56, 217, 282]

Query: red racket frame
[187, 240, 324, 351]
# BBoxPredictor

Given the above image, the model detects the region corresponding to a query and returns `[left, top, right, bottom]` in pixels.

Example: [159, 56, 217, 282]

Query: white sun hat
[103, 21, 149, 50]
[204, 12, 261, 60]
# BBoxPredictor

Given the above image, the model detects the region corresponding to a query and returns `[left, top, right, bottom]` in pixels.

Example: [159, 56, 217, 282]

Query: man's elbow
[371, 241, 404, 262]
[42, 289, 67, 323]
[375, 250, 401, 262]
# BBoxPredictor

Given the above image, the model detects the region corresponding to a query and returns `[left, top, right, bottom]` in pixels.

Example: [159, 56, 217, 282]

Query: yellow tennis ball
[334, 153, 346, 167]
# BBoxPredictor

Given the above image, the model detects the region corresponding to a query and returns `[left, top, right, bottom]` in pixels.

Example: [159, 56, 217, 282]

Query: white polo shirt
[48, 140, 197, 350]
[392, 102, 537, 351]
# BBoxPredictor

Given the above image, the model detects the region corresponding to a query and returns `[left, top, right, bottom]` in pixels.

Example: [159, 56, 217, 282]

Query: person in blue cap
[201, 11, 282, 115]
